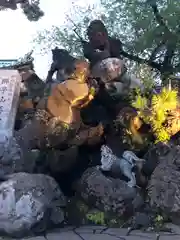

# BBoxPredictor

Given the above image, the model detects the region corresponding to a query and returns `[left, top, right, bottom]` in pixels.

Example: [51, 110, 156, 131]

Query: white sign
[0, 70, 21, 143]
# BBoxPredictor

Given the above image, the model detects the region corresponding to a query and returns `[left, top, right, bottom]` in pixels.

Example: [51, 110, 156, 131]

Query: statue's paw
[96, 165, 101, 170]
[127, 181, 136, 188]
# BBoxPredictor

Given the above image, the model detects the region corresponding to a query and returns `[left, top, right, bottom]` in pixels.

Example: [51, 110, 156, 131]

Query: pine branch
[0, 0, 17, 9]
[149, 41, 166, 62]
[147, 0, 171, 34]
[147, 0, 176, 77]
[121, 49, 162, 72]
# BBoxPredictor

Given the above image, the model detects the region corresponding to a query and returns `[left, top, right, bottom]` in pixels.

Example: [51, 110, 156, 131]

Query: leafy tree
[0, 0, 44, 21]
[34, 4, 99, 57]
[34, 0, 180, 81]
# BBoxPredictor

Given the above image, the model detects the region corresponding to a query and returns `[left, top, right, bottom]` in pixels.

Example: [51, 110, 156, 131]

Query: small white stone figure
[99, 144, 116, 171]
[98, 145, 145, 188]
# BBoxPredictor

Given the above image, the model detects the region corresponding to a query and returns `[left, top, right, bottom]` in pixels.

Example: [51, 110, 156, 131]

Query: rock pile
[0, 46, 179, 238]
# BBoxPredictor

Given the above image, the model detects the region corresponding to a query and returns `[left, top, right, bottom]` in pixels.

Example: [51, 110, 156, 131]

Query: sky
[0, 0, 96, 79]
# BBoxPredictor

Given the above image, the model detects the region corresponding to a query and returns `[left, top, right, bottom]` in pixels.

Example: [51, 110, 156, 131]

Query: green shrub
[131, 87, 178, 143]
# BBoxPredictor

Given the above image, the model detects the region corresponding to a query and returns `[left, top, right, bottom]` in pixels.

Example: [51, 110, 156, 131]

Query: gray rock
[147, 146, 180, 224]
[0, 137, 36, 177]
[74, 167, 143, 218]
[0, 172, 66, 237]
[46, 146, 78, 173]
[142, 142, 172, 177]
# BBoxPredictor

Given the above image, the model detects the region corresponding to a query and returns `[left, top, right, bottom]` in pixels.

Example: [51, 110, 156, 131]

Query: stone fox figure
[82, 20, 143, 95]
[98, 145, 145, 188]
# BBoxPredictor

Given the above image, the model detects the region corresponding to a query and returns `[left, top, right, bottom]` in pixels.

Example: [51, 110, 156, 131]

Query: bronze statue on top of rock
[82, 20, 123, 68]
[82, 20, 143, 96]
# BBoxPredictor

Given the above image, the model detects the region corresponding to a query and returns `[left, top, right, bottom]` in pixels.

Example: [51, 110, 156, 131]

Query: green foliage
[21, 1, 44, 22]
[154, 214, 164, 229]
[128, 65, 156, 106]
[86, 211, 124, 226]
[133, 64, 157, 88]
[89, 87, 96, 96]
[132, 94, 148, 110]
[86, 211, 105, 225]
[0, 0, 44, 21]
[153, 213, 169, 230]
[131, 86, 178, 143]
[33, 3, 100, 56]
[65, 197, 126, 227]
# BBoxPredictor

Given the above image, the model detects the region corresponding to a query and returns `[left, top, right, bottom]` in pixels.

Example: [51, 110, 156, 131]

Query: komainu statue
[82, 20, 143, 96]
[46, 48, 76, 83]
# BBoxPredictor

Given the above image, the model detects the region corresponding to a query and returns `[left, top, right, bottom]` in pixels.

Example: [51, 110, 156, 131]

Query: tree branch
[121, 49, 162, 72]
[147, 0, 177, 77]
[0, 0, 17, 9]
[174, 62, 180, 72]
[0, 0, 28, 10]
[118, 2, 173, 75]
[147, 0, 171, 33]
[149, 41, 166, 62]
[162, 43, 175, 72]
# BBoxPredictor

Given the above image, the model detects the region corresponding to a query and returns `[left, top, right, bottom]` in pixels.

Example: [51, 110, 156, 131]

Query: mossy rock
[65, 196, 126, 227]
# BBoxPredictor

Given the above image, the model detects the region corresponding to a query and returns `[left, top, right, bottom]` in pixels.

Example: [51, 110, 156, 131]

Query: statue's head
[51, 47, 76, 78]
[87, 20, 108, 48]
[52, 48, 71, 63]
[100, 144, 114, 171]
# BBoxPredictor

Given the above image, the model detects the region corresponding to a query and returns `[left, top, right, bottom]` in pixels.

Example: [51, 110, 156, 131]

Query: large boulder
[142, 142, 172, 177]
[147, 146, 180, 224]
[170, 131, 180, 146]
[45, 79, 89, 124]
[68, 122, 104, 147]
[46, 146, 78, 173]
[73, 167, 143, 218]
[0, 172, 66, 237]
[0, 137, 38, 177]
[16, 59, 104, 149]
[15, 113, 47, 149]
[38, 59, 93, 125]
